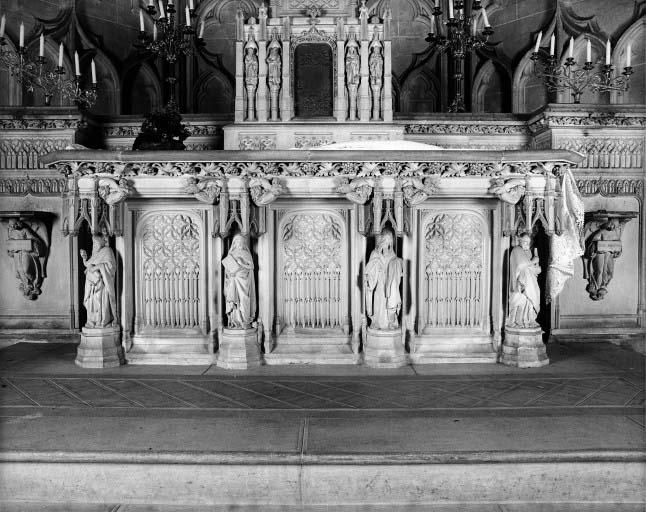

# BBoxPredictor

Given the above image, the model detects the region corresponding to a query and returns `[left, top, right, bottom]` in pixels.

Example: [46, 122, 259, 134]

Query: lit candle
[568, 36, 573, 59]
[0, 15, 5, 38]
[189, 0, 194, 9]
[58, 42, 64, 67]
[74, 50, 80, 76]
[198, 20, 204, 38]
[482, 8, 490, 27]
[534, 31, 542, 53]
[39, 33, 44, 57]
[549, 34, 555, 56]
[139, 9, 145, 31]
[148, 0, 154, 6]
[605, 39, 611, 65]
[91, 59, 96, 84]
[586, 39, 591, 62]
[430, 15, 435, 34]
[19, 22, 24, 48]
[158, 0, 165, 18]
[153, 22, 158, 41]
[626, 43, 631, 67]
[185, 6, 191, 26]
[448, 0, 454, 19]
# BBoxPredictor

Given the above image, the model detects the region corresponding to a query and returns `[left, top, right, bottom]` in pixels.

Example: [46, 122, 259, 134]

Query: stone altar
[43, 147, 584, 367]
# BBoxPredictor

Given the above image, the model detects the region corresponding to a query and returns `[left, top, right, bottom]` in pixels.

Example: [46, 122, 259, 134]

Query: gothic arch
[472, 60, 511, 113]
[611, 16, 645, 104]
[193, 69, 234, 114]
[121, 62, 162, 115]
[89, 50, 120, 115]
[196, 0, 258, 22]
[0, 37, 22, 106]
[512, 48, 547, 113]
[22, 37, 74, 107]
[400, 66, 439, 114]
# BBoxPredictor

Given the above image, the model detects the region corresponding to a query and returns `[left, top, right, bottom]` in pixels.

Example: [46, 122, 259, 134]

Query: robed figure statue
[222, 235, 256, 329]
[507, 234, 541, 328]
[583, 218, 622, 300]
[81, 234, 118, 328]
[365, 230, 404, 330]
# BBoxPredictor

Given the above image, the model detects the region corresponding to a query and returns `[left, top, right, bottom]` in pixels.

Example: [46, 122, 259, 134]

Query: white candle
[626, 43, 631, 67]
[568, 36, 573, 59]
[605, 39, 611, 65]
[448, 0, 454, 19]
[0, 15, 6, 38]
[74, 50, 80, 75]
[91, 59, 96, 84]
[430, 15, 435, 34]
[482, 8, 490, 27]
[185, 6, 191, 26]
[534, 31, 542, 53]
[148, 0, 153, 6]
[189, 0, 194, 9]
[586, 39, 591, 62]
[153, 22, 158, 41]
[19, 22, 24, 47]
[58, 42, 64, 67]
[158, 0, 165, 18]
[198, 20, 204, 38]
[168, 0, 174, 5]
[39, 33, 44, 57]
[139, 9, 145, 31]
[549, 34, 555, 56]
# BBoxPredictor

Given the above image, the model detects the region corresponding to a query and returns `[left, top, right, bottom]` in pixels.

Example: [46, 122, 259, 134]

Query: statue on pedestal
[369, 40, 383, 120]
[583, 218, 622, 301]
[365, 229, 403, 330]
[7, 219, 48, 300]
[244, 37, 259, 121]
[345, 37, 360, 121]
[507, 233, 541, 328]
[267, 36, 282, 121]
[81, 233, 118, 328]
[222, 235, 256, 329]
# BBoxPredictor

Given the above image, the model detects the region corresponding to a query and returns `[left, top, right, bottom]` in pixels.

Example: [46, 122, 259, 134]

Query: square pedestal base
[217, 327, 262, 370]
[501, 326, 549, 368]
[364, 328, 408, 368]
[76, 326, 124, 369]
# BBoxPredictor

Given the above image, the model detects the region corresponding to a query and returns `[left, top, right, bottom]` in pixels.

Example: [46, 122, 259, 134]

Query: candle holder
[425, 0, 494, 112]
[531, 50, 633, 104]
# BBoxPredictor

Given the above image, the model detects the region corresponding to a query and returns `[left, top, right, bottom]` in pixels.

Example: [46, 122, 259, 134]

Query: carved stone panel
[136, 212, 203, 332]
[421, 211, 487, 332]
[278, 211, 345, 331]
[294, 43, 334, 118]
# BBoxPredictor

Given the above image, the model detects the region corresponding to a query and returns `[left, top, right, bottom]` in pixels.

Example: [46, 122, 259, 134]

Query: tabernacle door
[264, 205, 355, 364]
[293, 43, 334, 118]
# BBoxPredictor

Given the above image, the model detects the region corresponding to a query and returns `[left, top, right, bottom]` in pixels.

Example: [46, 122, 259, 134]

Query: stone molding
[0, 177, 67, 196]
[528, 106, 646, 133]
[557, 137, 643, 169]
[404, 123, 530, 135]
[101, 123, 225, 138]
[0, 118, 79, 130]
[0, 138, 72, 169]
[576, 178, 644, 199]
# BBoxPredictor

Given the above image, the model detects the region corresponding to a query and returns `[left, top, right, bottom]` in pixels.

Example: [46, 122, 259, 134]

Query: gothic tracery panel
[137, 212, 202, 331]
[279, 212, 345, 330]
[422, 211, 486, 330]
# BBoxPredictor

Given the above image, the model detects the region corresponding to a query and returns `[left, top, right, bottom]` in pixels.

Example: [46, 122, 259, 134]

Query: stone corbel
[0, 211, 52, 300]
[582, 210, 638, 301]
[401, 176, 440, 206]
[336, 176, 374, 204]
[183, 176, 224, 205]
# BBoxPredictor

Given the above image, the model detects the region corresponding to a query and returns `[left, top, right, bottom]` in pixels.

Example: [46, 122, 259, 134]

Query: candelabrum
[425, 0, 494, 112]
[0, 37, 97, 109]
[530, 51, 633, 104]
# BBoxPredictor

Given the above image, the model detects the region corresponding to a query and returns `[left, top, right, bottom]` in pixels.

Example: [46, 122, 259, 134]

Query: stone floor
[0, 341, 644, 510]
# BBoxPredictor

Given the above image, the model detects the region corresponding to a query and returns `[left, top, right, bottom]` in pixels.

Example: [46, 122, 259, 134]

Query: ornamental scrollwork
[183, 177, 224, 204]
[0, 177, 67, 196]
[576, 178, 644, 199]
[404, 123, 530, 135]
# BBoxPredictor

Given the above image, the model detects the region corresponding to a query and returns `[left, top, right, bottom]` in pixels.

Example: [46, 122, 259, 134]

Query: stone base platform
[264, 332, 357, 365]
[502, 326, 549, 368]
[216, 327, 261, 370]
[363, 328, 408, 368]
[75, 326, 124, 368]
[126, 335, 215, 365]
[411, 334, 498, 364]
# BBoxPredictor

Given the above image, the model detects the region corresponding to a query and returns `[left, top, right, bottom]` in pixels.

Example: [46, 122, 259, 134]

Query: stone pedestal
[501, 326, 549, 368]
[76, 326, 124, 368]
[364, 328, 408, 368]
[217, 327, 262, 370]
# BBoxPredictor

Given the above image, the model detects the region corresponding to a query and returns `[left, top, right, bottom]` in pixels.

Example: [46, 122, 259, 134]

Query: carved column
[336, 38, 347, 122]
[235, 40, 245, 123]
[382, 39, 393, 122]
[359, 38, 370, 122]
[280, 25, 291, 122]
[257, 40, 268, 123]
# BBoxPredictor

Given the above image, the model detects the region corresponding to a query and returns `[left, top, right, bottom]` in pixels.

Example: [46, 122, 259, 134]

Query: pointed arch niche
[400, 67, 439, 114]
[472, 60, 511, 113]
[89, 51, 120, 115]
[193, 70, 234, 114]
[611, 17, 645, 104]
[513, 49, 548, 114]
[122, 63, 162, 115]
[22, 38, 74, 107]
[0, 37, 22, 106]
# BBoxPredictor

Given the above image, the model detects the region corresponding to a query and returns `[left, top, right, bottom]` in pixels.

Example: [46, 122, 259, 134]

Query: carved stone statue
[98, 177, 131, 205]
[249, 177, 284, 205]
[401, 177, 439, 206]
[369, 41, 384, 120]
[489, 177, 526, 205]
[222, 235, 256, 329]
[183, 177, 222, 205]
[6, 219, 48, 300]
[81, 233, 118, 329]
[336, 177, 374, 204]
[365, 229, 404, 330]
[507, 233, 541, 328]
[583, 218, 623, 301]
[244, 38, 259, 120]
[266, 37, 282, 121]
[345, 37, 360, 121]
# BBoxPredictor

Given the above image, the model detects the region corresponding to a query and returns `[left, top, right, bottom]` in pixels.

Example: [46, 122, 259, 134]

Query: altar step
[264, 332, 358, 365]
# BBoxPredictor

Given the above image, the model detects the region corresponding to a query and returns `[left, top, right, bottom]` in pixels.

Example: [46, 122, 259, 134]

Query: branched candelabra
[0, 30, 97, 109]
[425, 0, 494, 112]
[531, 36, 633, 104]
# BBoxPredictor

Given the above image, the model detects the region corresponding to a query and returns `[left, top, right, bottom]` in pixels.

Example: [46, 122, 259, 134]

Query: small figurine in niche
[7, 219, 48, 300]
[222, 235, 256, 329]
[365, 229, 404, 330]
[507, 233, 541, 328]
[81, 233, 119, 328]
[584, 218, 623, 300]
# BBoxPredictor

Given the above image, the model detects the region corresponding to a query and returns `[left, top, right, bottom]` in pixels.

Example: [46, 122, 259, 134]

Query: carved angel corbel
[249, 177, 284, 205]
[401, 176, 440, 206]
[336, 177, 375, 205]
[183, 176, 224, 205]
[489, 177, 526, 205]
[98, 177, 132, 205]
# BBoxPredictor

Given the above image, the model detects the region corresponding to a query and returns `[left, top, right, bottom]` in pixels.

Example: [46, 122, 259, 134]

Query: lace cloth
[546, 169, 585, 303]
